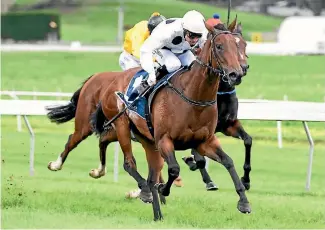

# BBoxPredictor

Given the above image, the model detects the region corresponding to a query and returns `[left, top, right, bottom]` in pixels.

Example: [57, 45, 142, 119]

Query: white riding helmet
[182, 10, 206, 34]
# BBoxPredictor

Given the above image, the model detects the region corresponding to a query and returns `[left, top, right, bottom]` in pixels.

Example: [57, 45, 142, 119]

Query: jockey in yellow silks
[118, 12, 166, 70]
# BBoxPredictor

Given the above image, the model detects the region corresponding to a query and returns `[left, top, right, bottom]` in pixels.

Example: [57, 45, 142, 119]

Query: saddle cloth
[116, 67, 185, 119]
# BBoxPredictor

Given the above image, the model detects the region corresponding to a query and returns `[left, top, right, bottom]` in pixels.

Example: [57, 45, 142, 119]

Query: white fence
[2, 42, 325, 55]
[1, 91, 325, 191]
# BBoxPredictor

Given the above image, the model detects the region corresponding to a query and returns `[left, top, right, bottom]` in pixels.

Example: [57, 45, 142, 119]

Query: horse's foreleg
[198, 136, 251, 214]
[89, 130, 117, 179]
[135, 133, 164, 220]
[222, 120, 252, 190]
[188, 149, 218, 190]
[150, 168, 164, 221]
[156, 135, 179, 197]
[114, 116, 148, 193]
[48, 127, 92, 171]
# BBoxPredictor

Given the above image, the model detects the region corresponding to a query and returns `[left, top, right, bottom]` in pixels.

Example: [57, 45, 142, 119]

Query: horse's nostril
[228, 71, 242, 86]
[229, 72, 237, 78]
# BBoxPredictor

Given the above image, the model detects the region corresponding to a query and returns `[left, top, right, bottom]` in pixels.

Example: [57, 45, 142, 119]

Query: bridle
[166, 30, 237, 107]
[195, 30, 234, 85]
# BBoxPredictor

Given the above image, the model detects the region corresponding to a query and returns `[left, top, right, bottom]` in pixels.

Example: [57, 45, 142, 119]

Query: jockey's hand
[147, 72, 156, 86]
[195, 47, 202, 56]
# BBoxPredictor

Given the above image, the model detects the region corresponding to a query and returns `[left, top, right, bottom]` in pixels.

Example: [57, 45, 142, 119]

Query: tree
[307, 0, 323, 16]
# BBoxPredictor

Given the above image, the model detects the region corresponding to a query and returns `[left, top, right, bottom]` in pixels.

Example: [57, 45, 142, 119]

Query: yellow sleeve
[123, 28, 133, 54]
[130, 21, 150, 59]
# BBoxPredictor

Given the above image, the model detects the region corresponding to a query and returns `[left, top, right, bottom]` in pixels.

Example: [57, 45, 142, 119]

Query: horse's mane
[233, 28, 242, 35]
[213, 23, 228, 31]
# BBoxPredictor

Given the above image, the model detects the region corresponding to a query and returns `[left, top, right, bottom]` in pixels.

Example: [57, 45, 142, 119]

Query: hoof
[173, 176, 183, 187]
[153, 215, 164, 221]
[206, 182, 218, 191]
[89, 169, 105, 179]
[237, 201, 251, 214]
[241, 177, 250, 190]
[47, 161, 62, 171]
[125, 189, 141, 199]
[139, 190, 153, 204]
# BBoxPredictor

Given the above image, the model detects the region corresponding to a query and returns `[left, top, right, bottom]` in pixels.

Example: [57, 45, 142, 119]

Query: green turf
[11, 0, 283, 43]
[2, 52, 325, 228]
[1, 118, 325, 228]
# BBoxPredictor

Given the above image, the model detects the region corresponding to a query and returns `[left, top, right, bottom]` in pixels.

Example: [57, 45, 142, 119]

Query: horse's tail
[90, 101, 106, 136]
[47, 75, 93, 124]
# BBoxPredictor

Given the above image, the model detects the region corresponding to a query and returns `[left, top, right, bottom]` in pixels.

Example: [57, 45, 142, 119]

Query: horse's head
[202, 21, 243, 87]
[228, 17, 249, 84]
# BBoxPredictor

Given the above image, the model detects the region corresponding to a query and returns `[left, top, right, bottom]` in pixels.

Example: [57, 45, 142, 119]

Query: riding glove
[147, 72, 157, 86]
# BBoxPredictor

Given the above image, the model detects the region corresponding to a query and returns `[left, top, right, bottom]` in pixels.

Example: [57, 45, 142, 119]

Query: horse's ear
[236, 22, 243, 34]
[205, 20, 215, 34]
[228, 14, 237, 32]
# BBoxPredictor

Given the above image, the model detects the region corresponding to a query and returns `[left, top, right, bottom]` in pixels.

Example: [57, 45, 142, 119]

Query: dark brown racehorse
[90, 22, 251, 220]
[183, 19, 253, 191]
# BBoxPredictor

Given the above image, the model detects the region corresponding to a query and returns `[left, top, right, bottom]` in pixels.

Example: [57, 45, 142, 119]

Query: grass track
[2, 124, 325, 228]
[1, 52, 325, 228]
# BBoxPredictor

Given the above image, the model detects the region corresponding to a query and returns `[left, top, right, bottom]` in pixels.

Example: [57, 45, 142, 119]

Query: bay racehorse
[46, 19, 245, 198]
[90, 22, 251, 220]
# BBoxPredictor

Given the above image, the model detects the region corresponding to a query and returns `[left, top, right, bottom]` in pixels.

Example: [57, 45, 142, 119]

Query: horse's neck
[176, 60, 219, 103]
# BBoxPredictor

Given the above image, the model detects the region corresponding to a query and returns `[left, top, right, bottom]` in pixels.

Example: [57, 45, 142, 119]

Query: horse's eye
[216, 44, 223, 51]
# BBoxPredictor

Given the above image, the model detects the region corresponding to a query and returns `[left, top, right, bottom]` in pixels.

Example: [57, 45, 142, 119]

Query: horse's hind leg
[48, 126, 92, 171]
[198, 136, 251, 213]
[183, 149, 218, 190]
[89, 129, 117, 178]
[193, 150, 218, 190]
[222, 120, 252, 190]
[48, 103, 93, 171]
[158, 173, 166, 204]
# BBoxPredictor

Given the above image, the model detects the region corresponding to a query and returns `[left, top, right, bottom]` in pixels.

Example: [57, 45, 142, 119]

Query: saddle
[115, 66, 187, 138]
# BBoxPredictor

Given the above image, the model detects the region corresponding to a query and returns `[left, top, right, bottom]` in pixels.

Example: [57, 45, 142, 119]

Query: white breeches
[119, 50, 141, 70]
[154, 49, 195, 73]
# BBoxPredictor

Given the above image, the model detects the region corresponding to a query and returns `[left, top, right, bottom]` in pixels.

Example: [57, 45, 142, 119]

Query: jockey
[192, 13, 222, 55]
[119, 12, 166, 70]
[139, 10, 207, 87]
[125, 11, 207, 199]
[206, 13, 222, 28]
